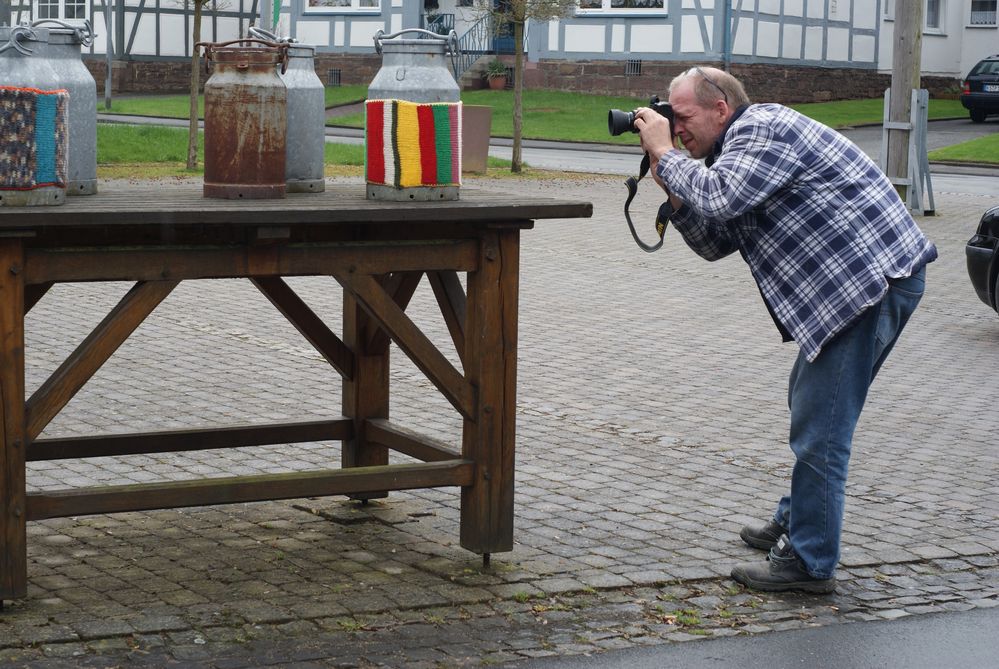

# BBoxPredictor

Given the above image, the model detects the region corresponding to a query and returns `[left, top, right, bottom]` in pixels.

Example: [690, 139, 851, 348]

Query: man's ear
[715, 99, 730, 121]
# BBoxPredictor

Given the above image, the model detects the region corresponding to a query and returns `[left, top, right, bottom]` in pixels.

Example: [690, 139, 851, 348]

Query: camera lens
[608, 109, 636, 136]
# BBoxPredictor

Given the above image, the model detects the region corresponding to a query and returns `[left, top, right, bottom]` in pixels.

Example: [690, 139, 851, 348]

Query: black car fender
[966, 205, 999, 313]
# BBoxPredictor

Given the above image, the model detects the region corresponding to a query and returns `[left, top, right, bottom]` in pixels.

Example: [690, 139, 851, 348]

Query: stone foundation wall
[84, 55, 383, 94]
[314, 55, 383, 87]
[85, 58, 193, 94]
[524, 59, 962, 103]
[84, 56, 961, 104]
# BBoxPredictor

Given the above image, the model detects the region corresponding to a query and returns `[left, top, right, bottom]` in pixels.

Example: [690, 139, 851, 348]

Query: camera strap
[623, 153, 674, 253]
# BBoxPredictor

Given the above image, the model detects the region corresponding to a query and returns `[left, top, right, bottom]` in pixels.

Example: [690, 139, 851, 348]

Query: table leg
[342, 279, 389, 500]
[0, 239, 26, 601]
[461, 229, 519, 554]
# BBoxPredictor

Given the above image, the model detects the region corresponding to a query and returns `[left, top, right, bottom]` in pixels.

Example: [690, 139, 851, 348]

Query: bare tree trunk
[511, 19, 524, 173]
[187, 2, 203, 170]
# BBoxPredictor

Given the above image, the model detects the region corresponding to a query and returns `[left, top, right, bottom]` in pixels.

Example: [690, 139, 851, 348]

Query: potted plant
[485, 59, 508, 90]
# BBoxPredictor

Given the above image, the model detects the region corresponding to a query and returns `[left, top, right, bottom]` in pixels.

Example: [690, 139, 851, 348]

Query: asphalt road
[512, 606, 999, 669]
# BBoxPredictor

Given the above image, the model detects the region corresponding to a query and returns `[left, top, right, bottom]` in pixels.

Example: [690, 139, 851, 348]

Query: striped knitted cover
[0, 86, 69, 191]
[365, 100, 462, 188]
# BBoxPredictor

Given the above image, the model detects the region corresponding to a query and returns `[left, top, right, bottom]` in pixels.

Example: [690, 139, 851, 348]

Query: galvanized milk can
[0, 25, 68, 206]
[249, 27, 325, 193]
[197, 39, 289, 199]
[366, 29, 461, 202]
[31, 19, 98, 196]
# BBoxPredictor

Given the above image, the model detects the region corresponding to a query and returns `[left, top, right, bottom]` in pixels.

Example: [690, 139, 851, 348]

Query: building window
[970, 0, 997, 26]
[306, 0, 380, 10]
[36, 0, 58, 19]
[34, 0, 87, 20]
[925, 0, 942, 30]
[885, 0, 952, 31]
[65, 0, 85, 19]
[577, 0, 665, 12]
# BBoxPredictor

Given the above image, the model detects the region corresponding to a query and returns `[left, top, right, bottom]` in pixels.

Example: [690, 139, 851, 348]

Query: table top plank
[0, 184, 593, 228]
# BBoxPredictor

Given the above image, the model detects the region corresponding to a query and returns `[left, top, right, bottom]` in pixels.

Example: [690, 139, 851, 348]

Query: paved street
[0, 169, 997, 667]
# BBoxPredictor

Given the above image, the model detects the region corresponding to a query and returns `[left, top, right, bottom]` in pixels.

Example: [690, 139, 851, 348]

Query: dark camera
[608, 95, 674, 136]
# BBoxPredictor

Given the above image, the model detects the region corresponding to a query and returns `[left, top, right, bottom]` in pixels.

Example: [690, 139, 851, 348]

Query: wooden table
[0, 184, 592, 603]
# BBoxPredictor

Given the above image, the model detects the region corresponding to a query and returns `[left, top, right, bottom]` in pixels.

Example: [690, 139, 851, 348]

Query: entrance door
[493, 0, 514, 54]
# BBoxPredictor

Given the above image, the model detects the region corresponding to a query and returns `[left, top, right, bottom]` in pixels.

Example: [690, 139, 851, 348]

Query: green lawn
[330, 89, 649, 145]
[102, 88, 970, 144]
[100, 84, 368, 118]
[326, 90, 970, 144]
[928, 131, 999, 164]
[97, 123, 364, 170]
[98, 91, 996, 172]
[788, 97, 966, 128]
[97, 124, 204, 164]
[96, 122, 513, 177]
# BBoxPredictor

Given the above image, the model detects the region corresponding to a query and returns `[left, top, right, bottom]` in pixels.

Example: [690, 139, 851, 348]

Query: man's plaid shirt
[657, 103, 937, 362]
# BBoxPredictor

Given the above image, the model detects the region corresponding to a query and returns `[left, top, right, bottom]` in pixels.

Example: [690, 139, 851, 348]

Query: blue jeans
[773, 267, 926, 579]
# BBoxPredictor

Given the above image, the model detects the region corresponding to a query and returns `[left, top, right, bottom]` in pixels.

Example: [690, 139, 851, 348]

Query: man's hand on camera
[634, 107, 676, 165]
[634, 107, 683, 210]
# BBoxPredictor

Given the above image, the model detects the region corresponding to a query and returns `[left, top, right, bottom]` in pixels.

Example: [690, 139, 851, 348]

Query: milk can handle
[196, 39, 289, 74]
[247, 26, 298, 44]
[0, 25, 37, 56]
[374, 28, 460, 56]
[30, 18, 95, 46]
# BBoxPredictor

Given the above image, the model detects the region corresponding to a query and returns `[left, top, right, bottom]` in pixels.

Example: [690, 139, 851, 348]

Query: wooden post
[0, 239, 27, 601]
[341, 277, 389, 501]
[887, 1, 923, 201]
[460, 229, 519, 554]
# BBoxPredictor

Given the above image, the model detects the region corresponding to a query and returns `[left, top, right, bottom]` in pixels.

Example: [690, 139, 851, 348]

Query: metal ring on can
[0, 26, 38, 56]
[197, 38, 289, 74]
[247, 26, 298, 44]
[374, 28, 458, 55]
[30, 18, 94, 46]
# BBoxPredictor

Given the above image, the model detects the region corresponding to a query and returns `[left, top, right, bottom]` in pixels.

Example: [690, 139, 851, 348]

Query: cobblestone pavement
[1, 175, 997, 667]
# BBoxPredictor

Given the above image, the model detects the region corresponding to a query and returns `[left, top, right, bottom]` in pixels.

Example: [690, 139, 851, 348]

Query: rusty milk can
[198, 39, 289, 199]
[248, 27, 326, 193]
[366, 29, 462, 202]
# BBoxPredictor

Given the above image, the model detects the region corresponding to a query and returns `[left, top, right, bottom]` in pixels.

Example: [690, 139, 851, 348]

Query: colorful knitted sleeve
[1, 86, 69, 191]
[365, 100, 462, 188]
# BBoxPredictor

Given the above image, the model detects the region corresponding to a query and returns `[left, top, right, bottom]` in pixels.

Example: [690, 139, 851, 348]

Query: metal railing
[452, 13, 492, 81]
[424, 12, 455, 34]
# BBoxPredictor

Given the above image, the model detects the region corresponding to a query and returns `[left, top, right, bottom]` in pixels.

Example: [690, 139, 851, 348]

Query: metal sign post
[104, 0, 113, 109]
[260, 0, 280, 31]
[260, 0, 271, 30]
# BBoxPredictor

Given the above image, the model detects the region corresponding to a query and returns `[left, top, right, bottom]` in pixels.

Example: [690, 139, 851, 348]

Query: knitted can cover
[0, 86, 69, 191]
[365, 100, 462, 188]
